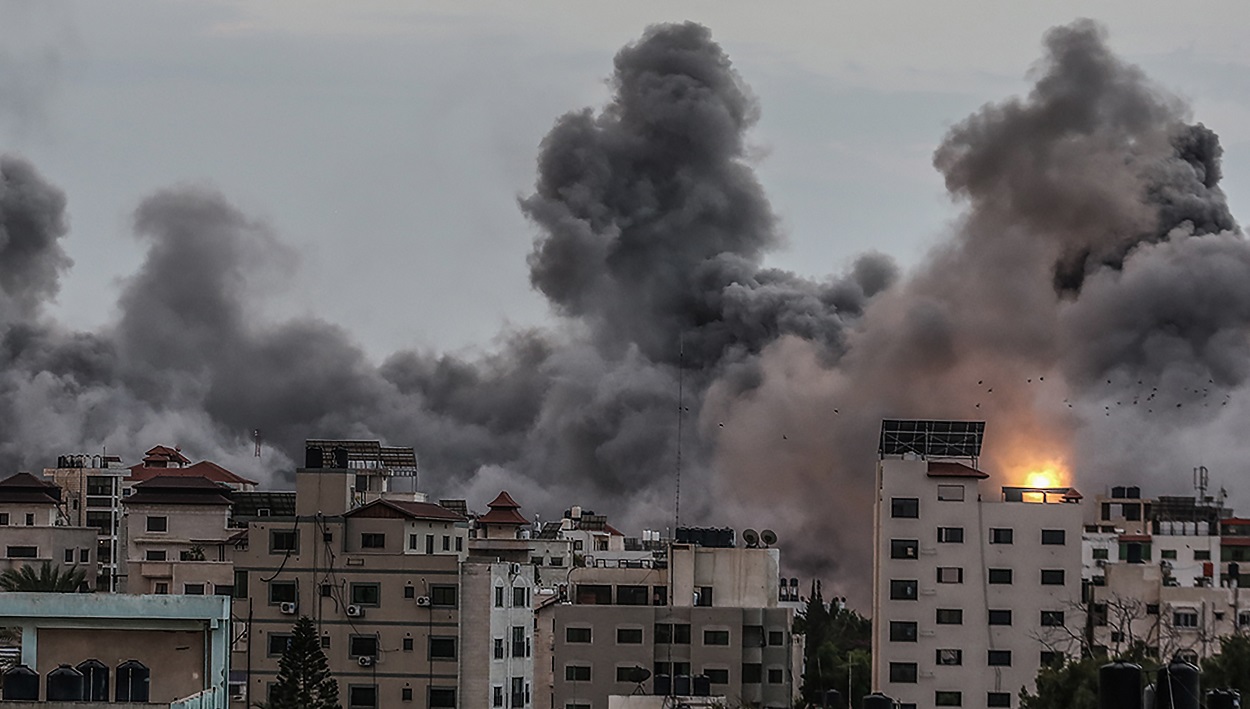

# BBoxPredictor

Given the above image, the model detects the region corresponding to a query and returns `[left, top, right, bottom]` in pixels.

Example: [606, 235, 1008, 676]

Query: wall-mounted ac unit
[357, 655, 374, 667]
[279, 602, 298, 615]
[346, 604, 365, 617]
[416, 596, 431, 607]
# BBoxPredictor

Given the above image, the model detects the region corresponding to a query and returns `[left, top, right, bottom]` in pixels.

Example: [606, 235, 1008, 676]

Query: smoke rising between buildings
[0, 20, 1246, 604]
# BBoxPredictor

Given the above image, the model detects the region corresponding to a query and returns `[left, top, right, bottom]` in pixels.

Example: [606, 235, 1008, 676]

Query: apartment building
[0, 472, 97, 591]
[536, 542, 799, 709]
[43, 455, 129, 591]
[122, 475, 237, 596]
[230, 441, 468, 709]
[461, 560, 537, 709]
[872, 420, 1084, 709]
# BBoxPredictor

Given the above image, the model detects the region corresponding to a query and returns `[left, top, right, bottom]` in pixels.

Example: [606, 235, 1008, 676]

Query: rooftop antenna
[674, 333, 684, 530]
[1194, 465, 1209, 500]
[253, 429, 262, 458]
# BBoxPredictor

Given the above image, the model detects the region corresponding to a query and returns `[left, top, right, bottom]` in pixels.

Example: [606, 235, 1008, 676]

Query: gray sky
[3, 0, 1248, 359]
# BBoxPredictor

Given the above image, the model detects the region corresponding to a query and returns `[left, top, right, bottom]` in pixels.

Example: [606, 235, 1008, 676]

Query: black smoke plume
[0, 20, 1246, 606]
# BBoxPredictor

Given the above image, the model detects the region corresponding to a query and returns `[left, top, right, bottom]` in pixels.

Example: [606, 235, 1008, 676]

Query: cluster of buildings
[871, 419, 1250, 709]
[0, 440, 801, 708]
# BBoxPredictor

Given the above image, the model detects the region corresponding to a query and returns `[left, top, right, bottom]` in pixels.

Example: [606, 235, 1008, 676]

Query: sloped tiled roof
[231, 491, 297, 520]
[142, 445, 191, 466]
[346, 498, 466, 522]
[128, 460, 257, 486]
[926, 461, 989, 479]
[124, 475, 233, 506]
[0, 472, 60, 505]
[478, 490, 529, 525]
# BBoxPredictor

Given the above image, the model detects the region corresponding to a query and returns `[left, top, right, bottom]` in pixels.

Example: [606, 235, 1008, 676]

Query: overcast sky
[3, 1, 1248, 359]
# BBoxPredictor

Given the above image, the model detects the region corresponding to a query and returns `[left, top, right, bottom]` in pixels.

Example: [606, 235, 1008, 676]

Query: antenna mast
[674, 334, 684, 530]
[253, 429, 262, 458]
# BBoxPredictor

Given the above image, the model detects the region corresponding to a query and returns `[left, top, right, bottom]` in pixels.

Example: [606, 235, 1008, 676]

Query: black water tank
[673, 675, 691, 696]
[862, 692, 896, 709]
[305, 446, 323, 468]
[654, 674, 671, 696]
[116, 660, 150, 702]
[76, 659, 108, 701]
[1208, 689, 1242, 709]
[1156, 658, 1200, 709]
[2, 665, 39, 701]
[824, 688, 844, 708]
[692, 675, 711, 697]
[46, 664, 84, 701]
[333, 446, 349, 468]
[1101, 661, 1143, 709]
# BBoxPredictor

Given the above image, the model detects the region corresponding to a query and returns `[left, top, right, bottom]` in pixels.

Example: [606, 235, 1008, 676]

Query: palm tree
[0, 561, 87, 592]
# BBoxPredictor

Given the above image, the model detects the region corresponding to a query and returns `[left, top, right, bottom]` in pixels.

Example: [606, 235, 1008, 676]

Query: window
[1239, 611, 1250, 628]
[936, 608, 963, 625]
[990, 528, 1013, 544]
[6, 545, 36, 558]
[268, 634, 292, 656]
[575, 584, 612, 605]
[937, 527, 964, 543]
[936, 649, 962, 665]
[565, 665, 591, 682]
[146, 516, 167, 533]
[348, 685, 377, 709]
[145, 549, 167, 561]
[430, 585, 457, 607]
[889, 662, 918, 683]
[79, 548, 89, 563]
[425, 535, 434, 554]
[442, 535, 450, 551]
[1147, 603, 1160, 615]
[403, 585, 415, 599]
[184, 583, 205, 595]
[429, 637, 456, 659]
[321, 584, 333, 598]
[455, 537, 463, 552]
[566, 627, 592, 643]
[350, 583, 380, 606]
[892, 497, 919, 518]
[0, 513, 7, 525]
[270, 529, 298, 553]
[988, 568, 1013, 584]
[1041, 610, 1065, 627]
[617, 627, 643, 644]
[360, 533, 385, 549]
[704, 629, 730, 646]
[155, 582, 169, 594]
[743, 625, 764, 648]
[890, 579, 918, 600]
[321, 635, 330, 648]
[493, 638, 504, 659]
[937, 567, 964, 584]
[268, 581, 297, 604]
[655, 623, 691, 644]
[767, 668, 784, 684]
[349, 635, 378, 657]
[24, 513, 33, 526]
[891, 539, 919, 559]
[937, 484, 965, 501]
[1173, 609, 1199, 628]
[988, 609, 1012, 625]
[1041, 569, 1065, 585]
[1195, 549, 1211, 560]
[87, 476, 114, 496]
[511, 625, 529, 657]
[64, 548, 74, 563]
[1092, 547, 1109, 560]
[403, 637, 413, 651]
[935, 691, 963, 706]
[889, 621, 917, 642]
[988, 692, 1012, 707]
[1041, 529, 1066, 545]
[617, 666, 638, 682]
[402, 687, 413, 702]
[742, 663, 762, 684]
[988, 650, 1012, 666]
[1161, 549, 1178, 560]
[695, 586, 713, 606]
[769, 630, 785, 646]
[409, 533, 419, 550]
[616, 585, 648, 605]
[706, 668, 729, 684]
[1041, 651, 1060, 666]
[513, 586, 530, 607]
[495, 587, 504, 607]
[493, 687, 504, 707]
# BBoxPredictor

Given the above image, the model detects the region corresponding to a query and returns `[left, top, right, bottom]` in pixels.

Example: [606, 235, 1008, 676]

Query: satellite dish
[627, 666, 652, 684]
[742, 529, 759, 547]
[761, 529, 777, 546]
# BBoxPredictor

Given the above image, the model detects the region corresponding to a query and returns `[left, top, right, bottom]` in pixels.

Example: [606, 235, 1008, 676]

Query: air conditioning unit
[1096, 559, 1107, 567]
[279, 602, 298, 615]
[357, 655, 374, 667]
[346, 604, 365, 617]
[416, 596, 431, 607]
[510, 562, 522, 574]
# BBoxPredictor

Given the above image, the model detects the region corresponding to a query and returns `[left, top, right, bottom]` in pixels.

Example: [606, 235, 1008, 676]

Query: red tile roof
[926, 461, 988, 479]
[0, 472, 61, 505]
[142, 445, 191, 466]
[345, 498, 467, 522]
[478, 490, 529, 525]
[124, 475, 233, 506]
[128, 460, 256, 486]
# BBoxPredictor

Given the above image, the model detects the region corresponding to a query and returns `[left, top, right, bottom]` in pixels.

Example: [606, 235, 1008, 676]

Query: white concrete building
[872, 420, 1085, 709]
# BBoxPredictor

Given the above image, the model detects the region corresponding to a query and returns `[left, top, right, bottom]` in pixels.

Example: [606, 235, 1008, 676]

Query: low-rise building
[0, 473, 97, 591]
[122, 476, 236, 596]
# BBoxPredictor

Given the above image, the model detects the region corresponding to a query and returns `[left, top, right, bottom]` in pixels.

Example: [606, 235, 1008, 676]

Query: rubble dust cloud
[0, 20, 1246, 605]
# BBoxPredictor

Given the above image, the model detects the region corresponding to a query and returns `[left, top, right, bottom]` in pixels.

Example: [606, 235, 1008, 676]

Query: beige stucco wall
[37, 627, 206, 704]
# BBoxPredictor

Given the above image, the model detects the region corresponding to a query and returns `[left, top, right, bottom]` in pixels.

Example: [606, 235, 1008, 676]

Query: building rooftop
[123, 475, 233, 506]
[926, 461, 988, 479]
[304, 439, 418, 474]
[478, 491, 530, 525]
[0, 472, 62, 505]
[128, 459, 257, 487]
[345, 498, 466, 523]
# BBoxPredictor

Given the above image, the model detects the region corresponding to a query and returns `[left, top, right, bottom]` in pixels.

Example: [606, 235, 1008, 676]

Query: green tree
[259, 616, 339, 709]
[1020, 641, 1155, 709]
[796, 581, 872, 707]
[1202, 634, 1250, 697]
[0, 561, 86, 592]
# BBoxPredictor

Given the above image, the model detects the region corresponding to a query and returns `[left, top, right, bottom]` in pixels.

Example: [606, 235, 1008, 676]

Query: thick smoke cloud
[0, 19, 1247, 606]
